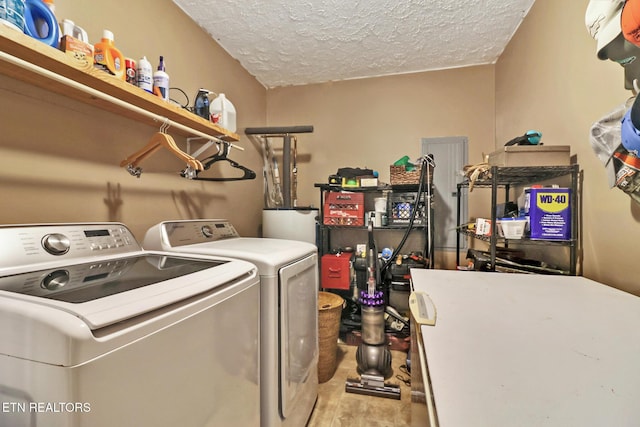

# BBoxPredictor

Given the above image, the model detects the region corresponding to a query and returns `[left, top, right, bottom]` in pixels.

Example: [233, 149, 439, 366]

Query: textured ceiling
[173, 0, 536, 89]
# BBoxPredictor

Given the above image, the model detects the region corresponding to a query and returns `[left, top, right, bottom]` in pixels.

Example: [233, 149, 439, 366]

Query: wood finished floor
[307, 343, 411, 427]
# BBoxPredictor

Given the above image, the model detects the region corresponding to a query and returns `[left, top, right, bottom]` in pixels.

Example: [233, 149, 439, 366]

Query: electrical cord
[381, 154, 435, 274]
[169, 87, 190, 110]
[168, 87, 219, 113]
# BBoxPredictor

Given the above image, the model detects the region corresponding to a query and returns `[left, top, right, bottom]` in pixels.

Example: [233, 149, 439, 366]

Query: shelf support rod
[0, 50, 231, 145]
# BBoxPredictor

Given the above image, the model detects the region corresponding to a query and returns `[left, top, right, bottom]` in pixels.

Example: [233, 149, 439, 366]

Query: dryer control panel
[0, 223, 141, 269]
[159, 220, 240, 247]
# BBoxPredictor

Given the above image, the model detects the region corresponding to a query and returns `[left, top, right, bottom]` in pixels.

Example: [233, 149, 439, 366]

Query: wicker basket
[390, 164, 433, 186]
[317, 291, 344, 383]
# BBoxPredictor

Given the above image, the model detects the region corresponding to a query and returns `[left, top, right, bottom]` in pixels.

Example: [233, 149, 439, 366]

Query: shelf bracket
[186, 136, 245, 159]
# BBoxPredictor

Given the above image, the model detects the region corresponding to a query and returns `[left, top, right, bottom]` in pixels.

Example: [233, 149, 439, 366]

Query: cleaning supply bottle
[153, 55, 169, 101]
[93, 30, 125, 80]
[136, 56, 153, 93]
[60, 19, 88, 42]
[210, 93, 236, 132]
[1, 0, 26, 32]
[23, 0, 59, 48]
[40, 0, 58, 46]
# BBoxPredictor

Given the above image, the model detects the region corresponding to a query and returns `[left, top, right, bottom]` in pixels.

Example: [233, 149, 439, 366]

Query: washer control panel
[0, 223, 140, 269]
[161, 220, 240, 247]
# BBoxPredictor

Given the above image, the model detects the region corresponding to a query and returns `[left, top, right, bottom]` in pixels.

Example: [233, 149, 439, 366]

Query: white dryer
[143, 219, 319, 427]
[0, 223, 261, 427]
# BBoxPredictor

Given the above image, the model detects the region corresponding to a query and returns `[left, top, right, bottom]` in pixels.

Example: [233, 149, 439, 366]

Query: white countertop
[410, 269, 640, 427]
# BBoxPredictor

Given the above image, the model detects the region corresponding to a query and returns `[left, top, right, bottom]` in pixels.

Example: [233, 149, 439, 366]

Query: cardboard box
[59, 35, 94, 64]
[359, 177, 378, 187]
[529, 188, 571, 240]
[488, 145, 570, 167]
[475, 218, 493, 236]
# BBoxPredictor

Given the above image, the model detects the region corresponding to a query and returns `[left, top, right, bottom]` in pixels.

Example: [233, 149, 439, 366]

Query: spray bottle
[93, 30, 125, 80]
[153, 55, 169, 101]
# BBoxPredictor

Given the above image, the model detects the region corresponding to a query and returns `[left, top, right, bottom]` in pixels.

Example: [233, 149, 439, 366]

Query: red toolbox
[323, 192, 364, 226]
[321, 252, 352, 290]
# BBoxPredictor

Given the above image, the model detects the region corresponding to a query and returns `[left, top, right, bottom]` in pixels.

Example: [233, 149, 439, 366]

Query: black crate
[387, 192, 427, 225]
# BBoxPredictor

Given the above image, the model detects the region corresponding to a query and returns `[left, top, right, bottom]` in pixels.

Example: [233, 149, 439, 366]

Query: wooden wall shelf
[0, 25, 239, 142]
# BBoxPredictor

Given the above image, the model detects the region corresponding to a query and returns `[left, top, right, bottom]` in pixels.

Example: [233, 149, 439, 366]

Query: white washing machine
[143, 219, 319, 427]
[0, 223, 261, 427]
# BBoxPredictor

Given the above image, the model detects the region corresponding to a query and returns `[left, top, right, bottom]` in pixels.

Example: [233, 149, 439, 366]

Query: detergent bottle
[41, 0, 57, 45]
[23, 0, 59, 48]
[93, 29, 125, 80]
[0, 0, 26, 32]
[210, 93, 236, 132]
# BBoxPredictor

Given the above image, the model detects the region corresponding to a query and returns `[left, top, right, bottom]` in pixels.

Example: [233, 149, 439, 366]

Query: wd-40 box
[529, 188, 571, 240]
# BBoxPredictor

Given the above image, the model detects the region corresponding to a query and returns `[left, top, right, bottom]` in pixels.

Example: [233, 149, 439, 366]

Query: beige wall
[266, 68, 496, 268]
[0, 0, 267, 240]
[496, 0, 640, 294]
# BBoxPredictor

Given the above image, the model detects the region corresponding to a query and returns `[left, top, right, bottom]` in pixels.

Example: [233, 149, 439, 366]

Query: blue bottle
[23, 0, 59, 48]
[194, 89, 210, 120]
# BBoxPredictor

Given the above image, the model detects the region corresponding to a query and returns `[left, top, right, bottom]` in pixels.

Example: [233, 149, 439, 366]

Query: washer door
[279, 254, 319, 418]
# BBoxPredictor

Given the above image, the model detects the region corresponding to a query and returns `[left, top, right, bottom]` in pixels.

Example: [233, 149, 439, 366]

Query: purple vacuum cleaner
[345, 221, 401, 400]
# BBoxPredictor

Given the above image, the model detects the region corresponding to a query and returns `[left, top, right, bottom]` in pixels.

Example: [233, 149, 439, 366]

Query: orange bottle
[93, 30, 125, 80]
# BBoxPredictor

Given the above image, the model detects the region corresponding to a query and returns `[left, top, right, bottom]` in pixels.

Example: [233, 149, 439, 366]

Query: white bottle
[152, 55, 169, 101]
[210, 93, 236, 132]
[137, 56, 153, 93]
[61, 19, 89, 42]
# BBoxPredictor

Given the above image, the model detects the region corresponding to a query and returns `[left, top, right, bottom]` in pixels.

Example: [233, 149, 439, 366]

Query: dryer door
[279, 254, 319, 419]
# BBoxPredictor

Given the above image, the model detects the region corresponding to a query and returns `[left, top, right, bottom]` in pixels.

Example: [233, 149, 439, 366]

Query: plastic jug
[94, 29, 125, 80]
[136, 56, 153, 93]
[210, 93, 236, 132]
[60, 18, 88, 42]
[23, 0, 59, 47]
[1, 0, 25, 32]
